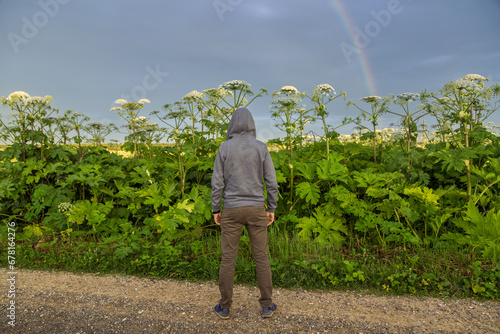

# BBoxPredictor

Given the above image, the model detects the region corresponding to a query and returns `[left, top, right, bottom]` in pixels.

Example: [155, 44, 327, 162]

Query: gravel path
[0, 268, 499, 333]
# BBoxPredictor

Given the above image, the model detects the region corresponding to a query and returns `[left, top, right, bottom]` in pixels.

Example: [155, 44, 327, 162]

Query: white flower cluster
[58, 202, 74, 213]
[2, 91, 53, 106]
[461, 74, 489, 82]
[454, 79, 481, 91]
[134, 116, 148, 123]
[313, 84, 336, 96]
[440, 74, 489, 95]
[110, 106, 123, 112]
[394, 92, 420, 103]
[25, 96, 52, 105]
[360, 96, 382, 103]
[272, 96, 301, 107]
[220, 80, 251, 91]
[182, 90, 204, 102]
[138, 98, 150, 104]
[114, 99, 128, 105]
[7, 91, 30, 101]
[280, 85, 299, 94]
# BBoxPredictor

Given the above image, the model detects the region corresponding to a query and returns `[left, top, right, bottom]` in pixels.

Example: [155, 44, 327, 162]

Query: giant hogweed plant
[84, 122, 118, 146]
[386, 92, 426, 154]
[384, 92, 429, 177]
[201, 87, 233, 140]
[1, 91, 55, 161]
[151, 102, 211, 196]
[269, 85, 311, 207]
[151, 102, 191, 196]
[422, 74, 500, 202]
[307, 84, 351, 157]
[110, 98, 151, 158]
[348, 95, 389, 164]
[270, 85, 311, 159]
[181, 90, 205, 144]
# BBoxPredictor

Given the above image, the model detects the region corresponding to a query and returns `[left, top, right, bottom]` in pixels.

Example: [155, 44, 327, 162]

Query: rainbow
[326, 0, 378, 96]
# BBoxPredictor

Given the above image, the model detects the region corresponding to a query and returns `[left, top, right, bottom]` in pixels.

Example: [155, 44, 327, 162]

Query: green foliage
[296, 206, 347, 247]
[444, 203, 500, 263]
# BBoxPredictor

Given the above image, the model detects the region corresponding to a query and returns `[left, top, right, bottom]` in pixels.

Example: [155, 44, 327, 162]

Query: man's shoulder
[254, 137, 266, 145]
[221, 136, 269, 152]
[249, 138, 269, 151]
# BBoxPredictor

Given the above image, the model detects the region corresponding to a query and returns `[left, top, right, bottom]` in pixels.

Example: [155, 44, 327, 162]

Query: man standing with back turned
[211, 107, 278, 319]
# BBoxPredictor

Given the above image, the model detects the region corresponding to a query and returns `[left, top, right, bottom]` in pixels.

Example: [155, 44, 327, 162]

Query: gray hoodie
[211, 108, 278, 213]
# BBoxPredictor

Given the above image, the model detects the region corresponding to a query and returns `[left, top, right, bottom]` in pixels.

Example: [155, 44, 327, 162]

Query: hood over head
[226, 107, 256, 140]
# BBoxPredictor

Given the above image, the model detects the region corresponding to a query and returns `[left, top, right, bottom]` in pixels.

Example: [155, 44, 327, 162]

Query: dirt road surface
[0, 268, 499, 333]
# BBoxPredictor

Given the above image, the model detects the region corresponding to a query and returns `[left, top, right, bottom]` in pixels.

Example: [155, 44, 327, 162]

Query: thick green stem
[373, 122, 377, 164]
[464, 123, 471, 202]
[322, 115, 330, 157]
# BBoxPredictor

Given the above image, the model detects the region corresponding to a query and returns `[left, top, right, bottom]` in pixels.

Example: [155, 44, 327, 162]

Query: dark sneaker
[261, 303, 277, 318]
[214, 304, 230, 319]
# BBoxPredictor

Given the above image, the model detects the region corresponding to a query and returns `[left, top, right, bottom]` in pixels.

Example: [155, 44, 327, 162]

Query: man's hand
[214, 212, 222, 225]
[266, 212, 274, 226]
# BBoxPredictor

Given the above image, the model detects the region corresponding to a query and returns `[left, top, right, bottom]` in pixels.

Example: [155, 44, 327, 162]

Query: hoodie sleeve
[211, 147, 225, 213]
[263, 150, 278, 213]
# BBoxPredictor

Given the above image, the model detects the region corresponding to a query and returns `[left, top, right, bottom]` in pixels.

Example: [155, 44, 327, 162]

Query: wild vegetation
[1, 75, 499, 300]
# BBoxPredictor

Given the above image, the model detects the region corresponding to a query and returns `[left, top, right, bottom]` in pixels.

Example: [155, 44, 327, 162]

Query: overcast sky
[1, 0, 499, 141]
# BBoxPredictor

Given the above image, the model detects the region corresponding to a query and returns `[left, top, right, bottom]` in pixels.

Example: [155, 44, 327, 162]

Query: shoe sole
[261, 309, 276, 318]
[215, 311, 230, 320]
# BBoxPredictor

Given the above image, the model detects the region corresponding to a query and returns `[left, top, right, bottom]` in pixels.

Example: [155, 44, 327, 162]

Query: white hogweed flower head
[461, 74, 489, 82]
[114, 99, 128, 105]
[134, 116, 148, 123]
[110, 106, 123, 112]
[58, 202, 74, 213]
[454, 79, 481, 91]
[3, 91, 30, 104]
[313, 84, 336, 97]
[279, 85, 299, 94]
[360, 96, 382, 103]
[138, 99, 151, 104]
[394, 92, 420, 103]
[7, 91, 31, 100]
[25, 96, 51, 105]
[220, 80, 252, 93]
[441, 78, 483, 95]
[182, 90, 204, 102]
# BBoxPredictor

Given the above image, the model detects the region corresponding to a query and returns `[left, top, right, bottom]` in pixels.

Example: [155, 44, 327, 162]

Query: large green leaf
[295, 181, 320, 205]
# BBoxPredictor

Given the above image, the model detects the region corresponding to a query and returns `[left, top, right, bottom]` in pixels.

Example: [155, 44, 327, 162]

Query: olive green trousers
[218, 206, 273, 308]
